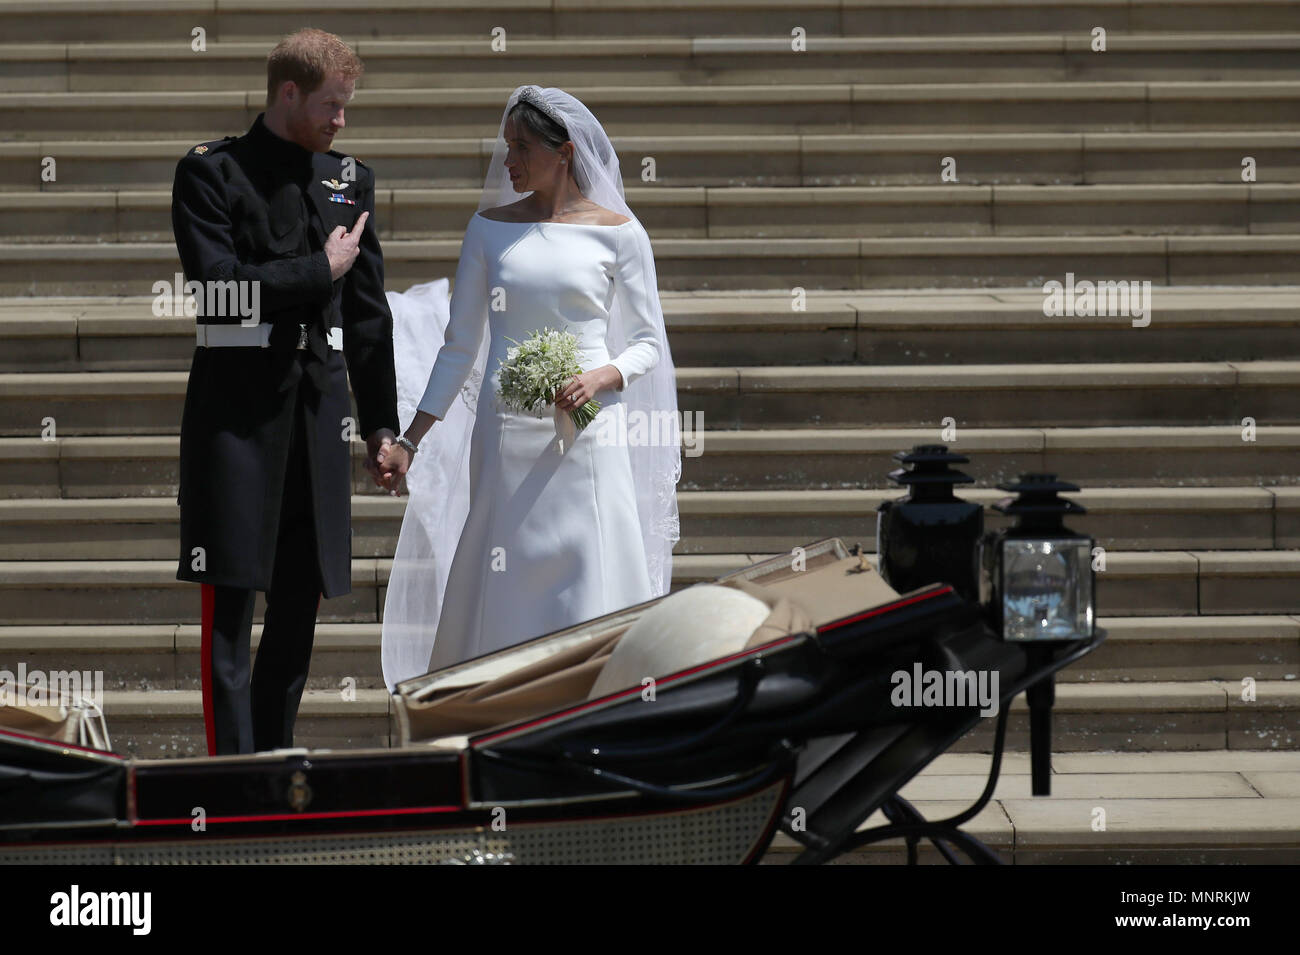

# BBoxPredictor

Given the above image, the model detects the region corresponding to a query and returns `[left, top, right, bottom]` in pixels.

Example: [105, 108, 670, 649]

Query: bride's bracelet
[395, 435, 419, 456]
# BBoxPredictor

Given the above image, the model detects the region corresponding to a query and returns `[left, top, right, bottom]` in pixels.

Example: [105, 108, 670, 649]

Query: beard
[286, 107, 333, 152]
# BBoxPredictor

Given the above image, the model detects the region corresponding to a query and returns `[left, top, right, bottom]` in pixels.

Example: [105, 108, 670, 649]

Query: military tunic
[171, 112, 399, 599]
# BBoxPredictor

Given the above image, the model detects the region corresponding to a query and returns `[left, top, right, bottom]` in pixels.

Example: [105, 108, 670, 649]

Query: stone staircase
[1, 1, 1298, 862]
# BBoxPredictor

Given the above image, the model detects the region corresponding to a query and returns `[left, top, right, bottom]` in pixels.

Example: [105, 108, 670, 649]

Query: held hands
[376, 442, 412, 495]
[364, 428, 407, 496]
[326, 210, 369, 281]
[370, 411, 438, 496]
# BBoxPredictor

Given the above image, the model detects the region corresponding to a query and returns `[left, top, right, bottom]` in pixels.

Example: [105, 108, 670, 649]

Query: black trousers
[200, 382, 323, 756]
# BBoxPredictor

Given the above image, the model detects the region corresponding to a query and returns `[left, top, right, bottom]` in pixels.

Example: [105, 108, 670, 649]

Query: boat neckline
[475, 211, 633, 228]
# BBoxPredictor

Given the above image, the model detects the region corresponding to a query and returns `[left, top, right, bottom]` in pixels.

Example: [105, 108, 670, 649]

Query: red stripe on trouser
[200, 583, 216, 756]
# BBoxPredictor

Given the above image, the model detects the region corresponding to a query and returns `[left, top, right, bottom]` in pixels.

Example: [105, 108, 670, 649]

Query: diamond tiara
[515, 85, 567, 130]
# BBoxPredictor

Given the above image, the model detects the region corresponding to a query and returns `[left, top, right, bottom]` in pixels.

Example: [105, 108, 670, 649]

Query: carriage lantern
[978, 473, 1095, 795]
[876, 444, 983, 602]
[978, 473, 1095, 644]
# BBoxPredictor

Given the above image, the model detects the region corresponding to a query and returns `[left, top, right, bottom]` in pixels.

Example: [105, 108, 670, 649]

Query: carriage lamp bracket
[791, 629, 1101, 864]
[792, 704, 1011, 866]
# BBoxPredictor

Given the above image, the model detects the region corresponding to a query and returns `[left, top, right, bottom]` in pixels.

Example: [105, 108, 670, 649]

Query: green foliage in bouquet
[496, 326, 602, 430]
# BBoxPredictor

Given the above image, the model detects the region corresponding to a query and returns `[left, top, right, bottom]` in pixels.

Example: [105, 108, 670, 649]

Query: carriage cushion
[586, 583, 777, 700]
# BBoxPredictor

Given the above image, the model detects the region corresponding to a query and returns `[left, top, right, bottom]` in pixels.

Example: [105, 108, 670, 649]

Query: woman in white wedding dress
[378, 86, 681, 689]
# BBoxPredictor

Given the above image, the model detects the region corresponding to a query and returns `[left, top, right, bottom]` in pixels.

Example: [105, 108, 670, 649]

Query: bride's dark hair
[508, 99, 589, 191]
[507, 100, 570, 152]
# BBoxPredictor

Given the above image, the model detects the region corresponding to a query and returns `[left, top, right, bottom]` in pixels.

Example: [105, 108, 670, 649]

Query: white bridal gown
[414, 212, 661, 671]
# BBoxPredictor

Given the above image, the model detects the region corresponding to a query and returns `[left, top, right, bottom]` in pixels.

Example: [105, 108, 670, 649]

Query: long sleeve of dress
[417, 217, 489, 420]
[607, 221, 661, 390]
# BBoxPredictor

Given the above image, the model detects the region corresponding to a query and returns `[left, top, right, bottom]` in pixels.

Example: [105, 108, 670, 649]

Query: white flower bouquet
[495, 326, 602, 430]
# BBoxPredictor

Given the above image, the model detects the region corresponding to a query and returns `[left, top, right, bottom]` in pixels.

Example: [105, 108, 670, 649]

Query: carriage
[1, 521, 1102, 865]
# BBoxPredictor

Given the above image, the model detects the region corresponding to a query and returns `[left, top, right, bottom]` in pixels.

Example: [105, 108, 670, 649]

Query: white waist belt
[196, 323, 343, 350]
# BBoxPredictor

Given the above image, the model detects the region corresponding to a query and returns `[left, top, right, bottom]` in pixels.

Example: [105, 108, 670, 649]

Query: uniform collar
[248, 112, 317, 171]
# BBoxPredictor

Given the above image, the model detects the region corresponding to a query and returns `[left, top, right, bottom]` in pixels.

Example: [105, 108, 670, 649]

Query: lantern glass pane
[1001, 538, 1093, 641]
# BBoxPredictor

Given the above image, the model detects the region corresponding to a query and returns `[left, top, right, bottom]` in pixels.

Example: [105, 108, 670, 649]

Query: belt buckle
[296, 323, 308, 350]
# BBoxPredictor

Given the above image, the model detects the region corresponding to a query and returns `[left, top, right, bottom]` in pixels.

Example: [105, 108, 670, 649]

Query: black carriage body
[0, 539, 1103, 864]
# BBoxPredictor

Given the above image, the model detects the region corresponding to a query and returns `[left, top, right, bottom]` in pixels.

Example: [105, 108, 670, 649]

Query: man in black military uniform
[171, 30, 401, 755]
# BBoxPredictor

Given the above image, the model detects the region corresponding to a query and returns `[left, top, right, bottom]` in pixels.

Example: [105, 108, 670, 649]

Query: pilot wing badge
[322, 178, 355, 204]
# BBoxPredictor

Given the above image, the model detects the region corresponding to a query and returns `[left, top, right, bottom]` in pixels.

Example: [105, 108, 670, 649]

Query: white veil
[380, 84, 682, 691]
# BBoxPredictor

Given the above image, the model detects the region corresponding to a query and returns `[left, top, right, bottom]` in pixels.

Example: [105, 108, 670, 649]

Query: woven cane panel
[498, 779, 783, 864]
[0, 843, 117, 865]
[129, 829, 491, 865]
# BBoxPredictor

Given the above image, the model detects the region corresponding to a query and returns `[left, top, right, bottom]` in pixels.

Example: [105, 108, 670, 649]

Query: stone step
[671, 487, 1299, 553]
[8, 183, 1300, 245]
[6, 361, 1294, 432]
[0, 622, 387, 690]
[7, 131, 1299, 192]
[3, 549, 1300, 624]
[766, 750, 1300, 863]
[0, 559, 385, 625]
[8, 234, 1300, 295]
[0, 1, 1293, 43]
[678, 361, 1300, 427]
[954, 679, 1300, 753]
[8, 34, 1300, 94]
[5, 426, 1299, 500]
[3, 288, 1299, 372]
[2, 613, 1293, 695]
[3, 487, 1299, 560]
[99, 688, 393, 757]
[674, 426, 1300, 491]
[0, 433, 397, 500]
[1074, 615, 1300, 682]
[69, 679, 1300, 759]
[5, 81, 1300, 141]
[677, 549, 1300, 618]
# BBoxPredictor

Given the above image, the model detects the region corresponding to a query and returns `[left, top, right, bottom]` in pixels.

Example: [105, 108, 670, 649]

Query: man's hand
[377, 443, 412, 496]
[363, 427, 403, 494]
[326, 210, 369, 281]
